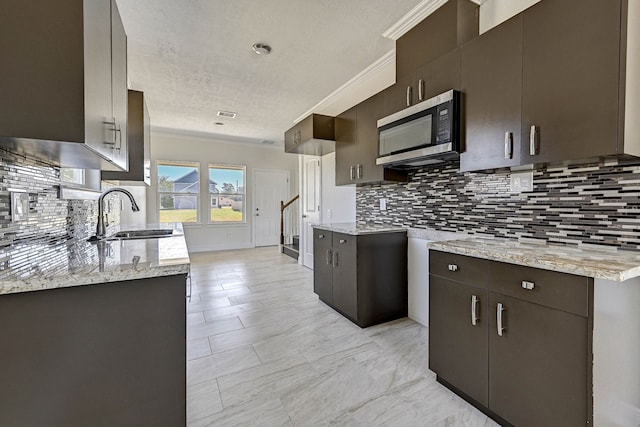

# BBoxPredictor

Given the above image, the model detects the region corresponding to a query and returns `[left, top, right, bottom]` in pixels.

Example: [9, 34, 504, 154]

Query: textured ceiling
[116, 0, 425, 146]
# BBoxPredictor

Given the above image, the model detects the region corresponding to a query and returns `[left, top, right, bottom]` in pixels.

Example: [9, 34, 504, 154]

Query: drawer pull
[521, 281, 535, 290]
[318, 234, 325, 239]
[448, 264, 458, 272]
[339, 239, 347, 244]
[326, 249, 332, 265]
[471, 295, 479, 326]
[497, 303, 505, 337]
[333, 251, 339, 268]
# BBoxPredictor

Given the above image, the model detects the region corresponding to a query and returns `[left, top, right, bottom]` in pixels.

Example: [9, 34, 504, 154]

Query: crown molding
[382, 0, 447, 40]
[293, 49, 396, 124]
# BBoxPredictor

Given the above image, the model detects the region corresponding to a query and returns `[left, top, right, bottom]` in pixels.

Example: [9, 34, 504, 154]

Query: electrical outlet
[10, 191, 29, 222]
[510, 170, 534, 193]
[380, 198, 387, 211]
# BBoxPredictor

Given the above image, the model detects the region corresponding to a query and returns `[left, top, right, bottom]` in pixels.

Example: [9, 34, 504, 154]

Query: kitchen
[1, 0, 640, 426]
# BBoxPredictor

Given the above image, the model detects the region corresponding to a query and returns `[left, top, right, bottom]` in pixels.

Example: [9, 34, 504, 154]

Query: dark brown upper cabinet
[461, 0, 640, 172]
[335, 93, 407, 186]
[102, 91, 151, 185]
[396, 0, 479, 78]
[460, 15, 523, 172]
[0, 0, 128, 171]
[284, 114, 335, 156]
[520, 0, 621, 165]
[385, 0, 478, 116]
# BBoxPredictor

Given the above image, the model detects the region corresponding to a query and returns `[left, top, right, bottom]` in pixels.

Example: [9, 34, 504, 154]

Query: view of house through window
[209, 165, 245, 222]
[157, 161, 199, 223]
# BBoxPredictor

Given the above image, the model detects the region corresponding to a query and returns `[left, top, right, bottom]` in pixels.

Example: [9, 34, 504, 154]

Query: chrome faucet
[89, 188, 140, 241]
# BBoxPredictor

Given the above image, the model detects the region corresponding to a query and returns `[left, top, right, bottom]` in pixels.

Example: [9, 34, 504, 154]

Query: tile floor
[186, 247, 498, 426]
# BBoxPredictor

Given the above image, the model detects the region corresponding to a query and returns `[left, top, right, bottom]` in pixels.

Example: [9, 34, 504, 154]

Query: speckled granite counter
[429, 238, 640, 282]
[0, 229, 190, 295]
[312, 223, 406, 235]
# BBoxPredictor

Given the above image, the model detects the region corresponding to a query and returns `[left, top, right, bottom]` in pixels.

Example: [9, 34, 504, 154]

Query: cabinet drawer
[489, 261, 590, 317]
[429, 250, 488, 288]
[333, 232, 356, 253]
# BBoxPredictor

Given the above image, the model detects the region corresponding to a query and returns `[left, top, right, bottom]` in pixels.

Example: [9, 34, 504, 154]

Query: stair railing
[280, 195, 299, 250]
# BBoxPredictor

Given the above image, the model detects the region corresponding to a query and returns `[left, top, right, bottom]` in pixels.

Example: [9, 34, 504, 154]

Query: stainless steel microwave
[376, 89, 460, 168]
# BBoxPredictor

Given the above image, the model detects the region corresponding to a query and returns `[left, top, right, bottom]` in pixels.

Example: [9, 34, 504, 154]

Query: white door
[254, 169, 290, 247]
[302, 156, 321, 268]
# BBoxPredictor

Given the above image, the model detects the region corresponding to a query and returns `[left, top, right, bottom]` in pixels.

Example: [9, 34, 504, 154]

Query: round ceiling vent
[252, 43, 272, 55]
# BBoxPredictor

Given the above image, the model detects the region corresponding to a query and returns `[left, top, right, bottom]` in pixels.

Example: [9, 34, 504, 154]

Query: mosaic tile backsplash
[357, 158, 640, 251]
[0, 148, 120, 247]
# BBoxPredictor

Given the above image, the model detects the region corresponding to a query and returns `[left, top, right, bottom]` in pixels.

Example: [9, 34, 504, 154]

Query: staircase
[280, 195, 300, 261]
[282, 235, 299, 261]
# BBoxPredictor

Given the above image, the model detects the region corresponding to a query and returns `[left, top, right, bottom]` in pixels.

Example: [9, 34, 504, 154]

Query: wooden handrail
[280, 194, 300, 246]
[281, 194, 299, 212]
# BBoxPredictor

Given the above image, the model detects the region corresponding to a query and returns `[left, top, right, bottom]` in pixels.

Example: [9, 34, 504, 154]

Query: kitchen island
[429, 238, 640, 427]
[0, 229, 190, 427]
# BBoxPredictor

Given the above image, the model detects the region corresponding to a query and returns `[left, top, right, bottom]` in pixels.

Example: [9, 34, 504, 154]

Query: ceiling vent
[217, 111, 237, 119]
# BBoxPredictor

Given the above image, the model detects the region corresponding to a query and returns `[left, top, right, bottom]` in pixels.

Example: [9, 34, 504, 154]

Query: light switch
[10, 191, 29, 222]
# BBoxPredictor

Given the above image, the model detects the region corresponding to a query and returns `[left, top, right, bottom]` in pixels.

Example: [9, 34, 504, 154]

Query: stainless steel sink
[106, 229, 174, 240]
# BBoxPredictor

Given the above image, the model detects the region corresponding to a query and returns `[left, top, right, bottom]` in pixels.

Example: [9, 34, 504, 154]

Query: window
[157, 161, 199, 223]
[60, 168, 85, 185]
[209, 165, 245, 223]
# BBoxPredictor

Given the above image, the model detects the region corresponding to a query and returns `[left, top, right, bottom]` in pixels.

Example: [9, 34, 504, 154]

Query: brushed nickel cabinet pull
[504, 132, 513, 159]
[418, 79, 424, 101]
[326, 249, 332, 265]
[448, 264, 458, 272]
[356, 164, 362, 180]
[497, 303, 505, 337]
[471, 295, 479, 326]
[521, 281, 535, 290]
[529, 125, 537, 155]
[406, 86, 412, 107]
[350, 165, 355, 181]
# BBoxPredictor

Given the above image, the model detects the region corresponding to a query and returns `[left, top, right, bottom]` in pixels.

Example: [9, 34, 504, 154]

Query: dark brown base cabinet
[313, 228, 407, 327]
[0, 275, 187, 427]
[429, 250, 593, 426]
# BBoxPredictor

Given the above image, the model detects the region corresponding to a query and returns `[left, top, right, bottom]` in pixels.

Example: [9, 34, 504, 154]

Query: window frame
[207, 164, 247, 225]
[156, 160, 201, 224]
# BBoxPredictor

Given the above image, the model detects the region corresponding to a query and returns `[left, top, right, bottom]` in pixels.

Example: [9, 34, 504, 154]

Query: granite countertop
[312, 222, 407, 235]
[429, 238, 640, 282]
[0, 225, 190, 296]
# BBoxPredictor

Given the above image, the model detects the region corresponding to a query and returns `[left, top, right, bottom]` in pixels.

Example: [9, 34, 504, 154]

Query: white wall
[479, 0, 542, 34]
[148, 130, 298, 253]
[320, 152, 356, 224]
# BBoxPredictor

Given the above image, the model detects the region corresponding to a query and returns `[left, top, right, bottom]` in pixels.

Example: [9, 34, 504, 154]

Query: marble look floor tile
[187, 337, 212, 361]
[207, 322, 286, 354]
[187, 312, 205, 327]
[217, 355, 313, 408]
[203, 301, 265, 322]
[188, 397, 293, 427]
[187, 345, 261, 386]
[187, 379, 223, 424]
[186, 248, 498, 427]
[187, 316, 244, 340]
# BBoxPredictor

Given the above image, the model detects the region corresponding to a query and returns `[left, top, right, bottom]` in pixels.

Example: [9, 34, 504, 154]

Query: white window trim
[208, 164, 247, 225]
[156, 160, 201, 225]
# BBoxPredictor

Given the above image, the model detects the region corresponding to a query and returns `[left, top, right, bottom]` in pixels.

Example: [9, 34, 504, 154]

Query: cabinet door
[313, 230, 333, 304]
[382, 74, 415, 117]
[520, 0, 621, 164]
[335, 106, 357, 185]
[416, 48, 461, 103]
[331, 234, 357, 321]
[355, 93, 385, 184]
[110, 0, 128, 170]
[460, 15, 522, 172]
[83, 0, 116, 161]
[489, 293, 589, 426]
[429, 276, 488, 406]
